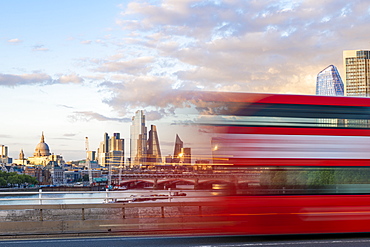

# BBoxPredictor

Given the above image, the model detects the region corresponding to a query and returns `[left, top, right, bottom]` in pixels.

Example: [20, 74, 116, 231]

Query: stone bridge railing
[0, 200, 225, 236]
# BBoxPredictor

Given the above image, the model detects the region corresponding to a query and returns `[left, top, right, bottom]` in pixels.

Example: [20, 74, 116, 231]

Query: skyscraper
[130, 110, 147, 166]
[108, 133, 124, 168]
[179, 147, 191, 164]
[173, 134, 183, 159]
[343, 50, 370, 97]
[147, 125, 162, 164]
[97, 132, 124, 167]
[316, 65, 344, 96]
[0, 145, 10, 165]
[103, 133, 109, 153]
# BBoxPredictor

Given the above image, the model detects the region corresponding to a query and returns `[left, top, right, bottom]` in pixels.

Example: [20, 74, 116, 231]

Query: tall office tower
[97, 133, 109, 166]
[179, 147, 191, 164]
[316, 65, 344, 96]
[111, 133, 123, 151]
[173, 134, 183, 163]
[343, 50, 370, 97]
[87, 151, 96, 161]
[103, 132, 109, 153]
[147, 125, 162, 164]
[98, 132, 124, 167]
[108, 133, 124, 167]
[109, 133, 117, 152]
[0, 145, 10, 165]
[0, 145, 8, 157]
[112, 133, 124, 152]
[130, 110, 147, 166]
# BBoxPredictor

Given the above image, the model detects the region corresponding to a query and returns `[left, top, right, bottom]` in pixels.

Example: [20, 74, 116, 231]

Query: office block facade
[343, 50, 370, 97]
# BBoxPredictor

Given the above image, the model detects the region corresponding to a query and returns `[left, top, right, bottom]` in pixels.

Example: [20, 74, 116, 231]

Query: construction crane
[85, 137, 93, 186]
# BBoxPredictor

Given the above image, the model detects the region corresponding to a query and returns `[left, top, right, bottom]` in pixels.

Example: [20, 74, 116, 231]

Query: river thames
[0, 189, 217, 205]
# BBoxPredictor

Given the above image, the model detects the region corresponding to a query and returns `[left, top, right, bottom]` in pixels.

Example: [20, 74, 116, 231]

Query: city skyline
[1, 1, 370, 160]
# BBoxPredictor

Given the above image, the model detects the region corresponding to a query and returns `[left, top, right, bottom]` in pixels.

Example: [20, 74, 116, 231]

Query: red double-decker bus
[196, 91, 370, 168]
[192, 91, 370, 235]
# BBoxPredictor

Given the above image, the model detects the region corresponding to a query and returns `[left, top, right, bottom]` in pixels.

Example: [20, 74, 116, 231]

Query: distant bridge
[111, 173, 260, 189]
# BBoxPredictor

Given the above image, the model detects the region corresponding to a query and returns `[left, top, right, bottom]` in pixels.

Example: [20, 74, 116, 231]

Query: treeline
[260, 168, 370, 187]
[0, 171, 38, 187]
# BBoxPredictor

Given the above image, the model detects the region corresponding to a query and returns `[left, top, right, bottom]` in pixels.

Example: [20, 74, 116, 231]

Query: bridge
[0, 190, 223, 236]
[111, 173, 260, 189]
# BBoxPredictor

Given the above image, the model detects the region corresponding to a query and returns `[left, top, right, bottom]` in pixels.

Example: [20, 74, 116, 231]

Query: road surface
[0, 234, 370, 247]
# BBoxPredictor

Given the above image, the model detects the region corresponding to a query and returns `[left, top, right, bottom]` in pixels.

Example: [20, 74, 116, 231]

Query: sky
[1, 0, 370, 161]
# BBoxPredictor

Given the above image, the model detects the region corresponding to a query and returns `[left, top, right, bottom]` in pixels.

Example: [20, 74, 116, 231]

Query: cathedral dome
[34, 132, 51, 157]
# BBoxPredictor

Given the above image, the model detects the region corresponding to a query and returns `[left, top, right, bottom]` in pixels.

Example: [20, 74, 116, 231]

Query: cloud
[0, 73, 84, 87]
[95, 39, 107, 46]
[69, 111, 132, 122]
[0, 73, 53, 86]
[50, 0, 370, 122]
[57, 104, 74, 109]
[93, 56, 154, 74]
[112, 0, 370, 99]
[8, 38, 22, 43]
[81, 40, 92, 45]
[100, 75, 197, 119]
[63, 133, 78, 137]
[54, 73, 84, 84]
[32, 45, 49, 51]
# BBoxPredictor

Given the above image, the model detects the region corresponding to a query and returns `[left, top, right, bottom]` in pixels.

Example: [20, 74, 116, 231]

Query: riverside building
[343, 50, 370, 97]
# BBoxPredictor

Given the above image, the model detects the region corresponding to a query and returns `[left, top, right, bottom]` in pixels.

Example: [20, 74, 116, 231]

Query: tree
[7, 175, 22, 187]
[0, 177, 6, 187]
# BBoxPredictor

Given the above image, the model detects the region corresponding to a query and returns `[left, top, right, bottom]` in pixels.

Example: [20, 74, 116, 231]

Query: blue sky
[1, 0, 370, 161]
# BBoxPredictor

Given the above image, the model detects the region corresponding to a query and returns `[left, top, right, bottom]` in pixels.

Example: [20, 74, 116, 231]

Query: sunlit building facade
[130, 110, 147, 166]
[172, 134, 184, 163]
[27, 133, 65, 167]
[147, 125, 162, 164]
[343, 50, 370, 97]
[97, 132, 124, 167]
[316, 65, 344, 96]
[173, 134, 183, 159]
[179, 147, 191, 164]
[0, 145, 11, 165]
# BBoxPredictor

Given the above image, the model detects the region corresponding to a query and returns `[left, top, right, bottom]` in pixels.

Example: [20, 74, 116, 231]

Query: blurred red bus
[192, 92, 370, 235]
[195, 91, 370, 167]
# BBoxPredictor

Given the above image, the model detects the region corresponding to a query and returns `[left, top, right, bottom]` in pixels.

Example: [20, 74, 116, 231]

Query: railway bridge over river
[111, 173, 260, 189]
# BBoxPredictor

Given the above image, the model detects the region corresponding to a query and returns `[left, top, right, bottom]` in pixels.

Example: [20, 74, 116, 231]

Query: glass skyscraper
[147, 125, 162, 164]
[316, 65, 344, 96]
[130, 110, 147, 166]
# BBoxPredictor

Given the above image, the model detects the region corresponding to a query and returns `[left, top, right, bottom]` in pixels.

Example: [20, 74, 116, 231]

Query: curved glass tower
[316, 65, 344, 96]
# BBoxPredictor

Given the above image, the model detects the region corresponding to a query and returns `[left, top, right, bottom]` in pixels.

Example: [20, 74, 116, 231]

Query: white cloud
[8, 38, 22, 43]
[0, 73, 84, 87]
[32, 45, 49, 51]
[81, 40, 92, 44]
[0, 73, 52, 86]
[111, 0, 368, 99]
[94, 56, 154, 74]
[7, 0, 369, 122]
[69, 111, 131, 122]
[99, 75, 194, 119]
[55, 73, 84, 84]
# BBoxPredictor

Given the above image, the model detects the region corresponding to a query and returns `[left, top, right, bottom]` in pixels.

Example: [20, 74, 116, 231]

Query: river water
[0, 189, 219, 205]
